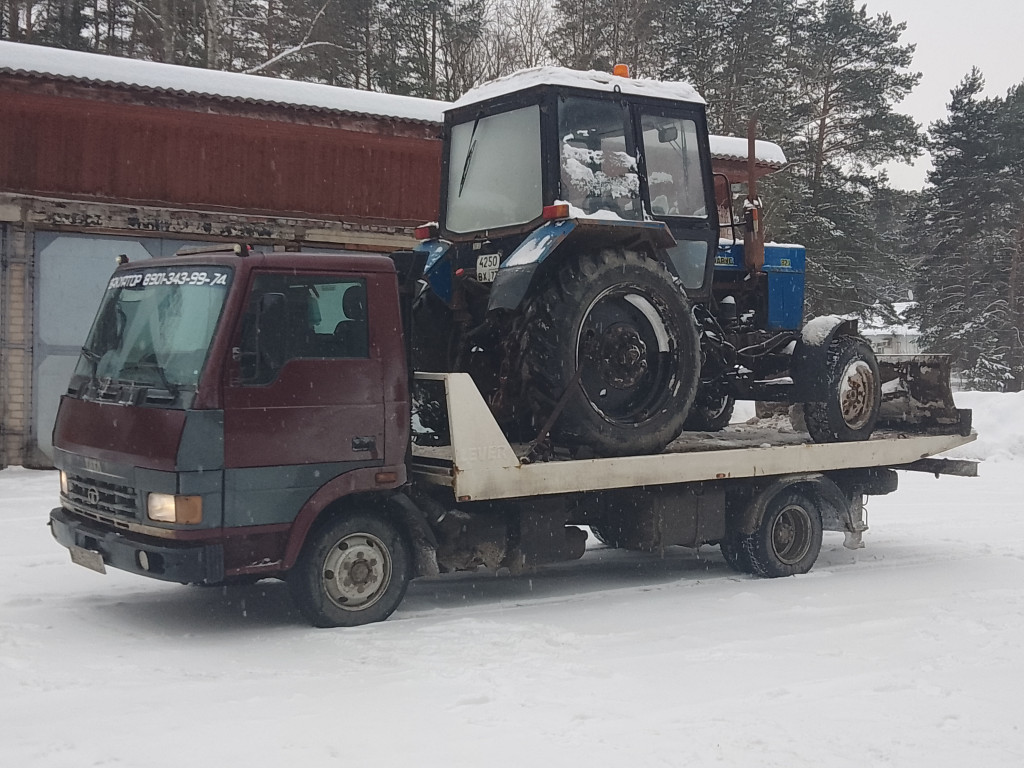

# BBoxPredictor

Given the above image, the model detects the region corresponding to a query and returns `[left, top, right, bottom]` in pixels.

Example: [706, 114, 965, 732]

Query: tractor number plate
[70, 545, 106, 574]
[476, 253, 500, 283]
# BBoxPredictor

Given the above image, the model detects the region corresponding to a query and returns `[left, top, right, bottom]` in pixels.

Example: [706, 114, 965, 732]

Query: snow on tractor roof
[0, 41, 446, 125]
[451, 66, 706, 110]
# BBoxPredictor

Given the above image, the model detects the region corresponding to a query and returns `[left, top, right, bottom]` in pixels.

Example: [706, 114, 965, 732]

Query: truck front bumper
[49, 507, 225, 584]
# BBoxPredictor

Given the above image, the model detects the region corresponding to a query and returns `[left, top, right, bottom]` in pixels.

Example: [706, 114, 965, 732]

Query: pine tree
[913, 70, 1024, 390]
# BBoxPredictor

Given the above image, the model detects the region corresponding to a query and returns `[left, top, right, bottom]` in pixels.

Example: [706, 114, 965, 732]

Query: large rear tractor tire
[804, 335, 881, 443]
[289, 513, 411, 628]
[521, 249, 700, 457]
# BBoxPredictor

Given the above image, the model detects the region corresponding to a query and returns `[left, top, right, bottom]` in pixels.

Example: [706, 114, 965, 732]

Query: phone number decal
[108, 270, 230, 290]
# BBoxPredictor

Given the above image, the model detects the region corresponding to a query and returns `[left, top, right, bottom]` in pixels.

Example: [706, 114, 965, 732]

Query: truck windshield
[71, 266, 232, 404]
[444, 104, 543, 234]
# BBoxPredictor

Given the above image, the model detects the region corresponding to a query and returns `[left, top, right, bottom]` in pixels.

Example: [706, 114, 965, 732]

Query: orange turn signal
[542, 203, 571, 220]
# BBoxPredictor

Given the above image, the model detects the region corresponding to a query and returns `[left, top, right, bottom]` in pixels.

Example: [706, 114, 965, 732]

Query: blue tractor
[406, 67, 920, 457]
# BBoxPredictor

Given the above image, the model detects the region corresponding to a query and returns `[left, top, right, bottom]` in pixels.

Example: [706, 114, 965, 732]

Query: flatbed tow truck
[48, 250, 977, 627]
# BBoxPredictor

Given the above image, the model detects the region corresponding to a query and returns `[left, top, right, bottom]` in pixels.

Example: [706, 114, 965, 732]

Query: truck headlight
[59, 471, 68, 496]
[147, 493, 202, 524]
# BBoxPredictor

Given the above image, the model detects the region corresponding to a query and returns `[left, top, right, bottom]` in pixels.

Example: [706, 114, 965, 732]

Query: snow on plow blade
[877, 355, 972, 436]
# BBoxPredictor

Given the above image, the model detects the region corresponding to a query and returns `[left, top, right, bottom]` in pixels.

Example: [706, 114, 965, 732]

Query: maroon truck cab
[50, 250, 410, 587]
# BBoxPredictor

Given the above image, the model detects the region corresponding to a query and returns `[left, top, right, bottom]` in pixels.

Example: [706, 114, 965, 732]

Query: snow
[0, 40, 446, 124]
[3, 392, 1023, 766]
[802, 314, 845, 347]
[708, 135, 788, 167]
[452, 66, 705, 110]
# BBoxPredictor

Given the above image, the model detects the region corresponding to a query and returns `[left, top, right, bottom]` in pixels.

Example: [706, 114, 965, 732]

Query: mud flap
[877, 355, 972, 435]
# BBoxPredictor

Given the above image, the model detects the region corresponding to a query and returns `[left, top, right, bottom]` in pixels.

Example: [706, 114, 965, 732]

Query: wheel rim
[770, 504, 813, 565]
[575, 287, 676, 423]
[838, 359, 877, 430]
[321, 532, 393, 611]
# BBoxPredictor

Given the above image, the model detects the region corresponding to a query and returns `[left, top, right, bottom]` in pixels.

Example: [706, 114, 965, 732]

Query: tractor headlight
[147, 493, 202, 524]
[59, 471, 68, 496]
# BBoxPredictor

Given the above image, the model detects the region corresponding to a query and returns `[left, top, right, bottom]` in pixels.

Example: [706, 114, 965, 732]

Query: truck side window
[640, 115, 707, 219]
[239, 274, 370, 385]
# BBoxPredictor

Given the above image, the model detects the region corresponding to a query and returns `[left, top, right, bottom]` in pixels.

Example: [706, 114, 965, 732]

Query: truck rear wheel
[741, 490, 822, 578]
[521, 249, 700, 456]
[805, 335, 881, 443]
[289, 513, 411, 628]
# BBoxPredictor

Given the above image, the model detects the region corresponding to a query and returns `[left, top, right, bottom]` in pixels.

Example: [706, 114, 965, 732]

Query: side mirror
[657, 125, 678, 144]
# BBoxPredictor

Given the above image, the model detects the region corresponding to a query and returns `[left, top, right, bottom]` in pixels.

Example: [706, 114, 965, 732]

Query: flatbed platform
[412, 373, 977, 501]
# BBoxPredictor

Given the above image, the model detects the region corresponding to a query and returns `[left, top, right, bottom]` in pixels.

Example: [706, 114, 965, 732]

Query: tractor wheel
[521, 249, 700, 457]
[804, 335, 881, 443]
[683, 390, 735, 432]
[288, 513, 411, 628]
[741, 490, 823, 578]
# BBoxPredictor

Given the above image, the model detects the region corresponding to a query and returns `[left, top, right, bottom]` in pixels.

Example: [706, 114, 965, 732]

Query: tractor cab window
[558, 97, 641, 219]
[640, 114, 707, 219]
[239, 274, 369, 386]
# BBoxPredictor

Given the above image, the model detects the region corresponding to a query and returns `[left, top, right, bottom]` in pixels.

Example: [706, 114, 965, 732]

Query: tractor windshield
[71, 265, 232, 405]
[444, 105, 543, 234]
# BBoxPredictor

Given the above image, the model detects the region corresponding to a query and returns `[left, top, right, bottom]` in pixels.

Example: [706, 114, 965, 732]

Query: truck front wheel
[289, 513, 411, 627]
[521, 249, 700, 456]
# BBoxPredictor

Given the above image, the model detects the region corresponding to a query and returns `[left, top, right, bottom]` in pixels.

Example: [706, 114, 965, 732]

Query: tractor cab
[433, 66, 720, 303]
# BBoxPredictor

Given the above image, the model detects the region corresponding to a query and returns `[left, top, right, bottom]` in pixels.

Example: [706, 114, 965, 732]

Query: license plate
[70, 545, 106, 574]
[476, 253, 500, 283]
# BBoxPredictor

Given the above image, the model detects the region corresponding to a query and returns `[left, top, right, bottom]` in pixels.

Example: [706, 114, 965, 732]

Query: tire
[804, 335, 881, 443]
[521, 249, 700, 457]
[720, 536, 755, 574]
[741, 490, 822, 578]
[288, 513, 411, 628]
[683, 390, 735, 432]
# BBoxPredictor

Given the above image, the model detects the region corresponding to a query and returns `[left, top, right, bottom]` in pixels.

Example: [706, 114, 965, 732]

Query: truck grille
[65, 473, 139, 519]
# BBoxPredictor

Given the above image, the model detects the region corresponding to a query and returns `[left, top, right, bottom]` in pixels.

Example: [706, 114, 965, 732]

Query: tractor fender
[487, 217, 676, 312]
[734, 473, 849, 537]
[417, 239, 454, 303]
[791, 316, 860, 400]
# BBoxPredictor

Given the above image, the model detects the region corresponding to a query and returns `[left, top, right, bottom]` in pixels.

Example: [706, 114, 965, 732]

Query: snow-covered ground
[2, 392, 1023, 766]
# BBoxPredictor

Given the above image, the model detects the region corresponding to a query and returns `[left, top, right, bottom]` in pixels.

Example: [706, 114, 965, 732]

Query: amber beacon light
[613, 64, 630, 78]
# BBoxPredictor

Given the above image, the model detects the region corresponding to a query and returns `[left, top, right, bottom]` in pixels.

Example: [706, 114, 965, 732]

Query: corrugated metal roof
[1, 42, 787, 166]
[708, 135, 787, 168]
[0, 41, 448, 125]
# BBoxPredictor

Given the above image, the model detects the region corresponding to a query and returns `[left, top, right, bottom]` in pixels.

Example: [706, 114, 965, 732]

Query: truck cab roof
[131, 248, 399, 274]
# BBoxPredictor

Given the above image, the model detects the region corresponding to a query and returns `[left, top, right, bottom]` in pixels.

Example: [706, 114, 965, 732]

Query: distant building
[0, 41, 443, 467]
[861, 301, 922, 356]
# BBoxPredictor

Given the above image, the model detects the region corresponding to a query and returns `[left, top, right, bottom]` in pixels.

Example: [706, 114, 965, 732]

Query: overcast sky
[862, 0, 1024, 189]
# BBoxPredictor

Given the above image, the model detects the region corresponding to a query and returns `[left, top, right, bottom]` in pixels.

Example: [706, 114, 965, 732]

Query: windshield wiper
[122, 359, 180, 399]
[457, 114, 482, 197]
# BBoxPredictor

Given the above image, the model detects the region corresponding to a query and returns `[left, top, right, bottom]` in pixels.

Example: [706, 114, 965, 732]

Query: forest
[3, 0, 1023, 389]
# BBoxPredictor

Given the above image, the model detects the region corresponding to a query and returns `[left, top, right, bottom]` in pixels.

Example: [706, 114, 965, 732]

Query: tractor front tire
[521, 249, 700, 457]
[805, 335, 881, 443]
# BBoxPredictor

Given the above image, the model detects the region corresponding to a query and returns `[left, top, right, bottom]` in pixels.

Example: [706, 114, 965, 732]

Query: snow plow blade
[877, 354, 971, 436]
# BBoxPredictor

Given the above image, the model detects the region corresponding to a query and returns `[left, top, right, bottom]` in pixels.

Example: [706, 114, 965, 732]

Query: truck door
[221, 271, 385, 523]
